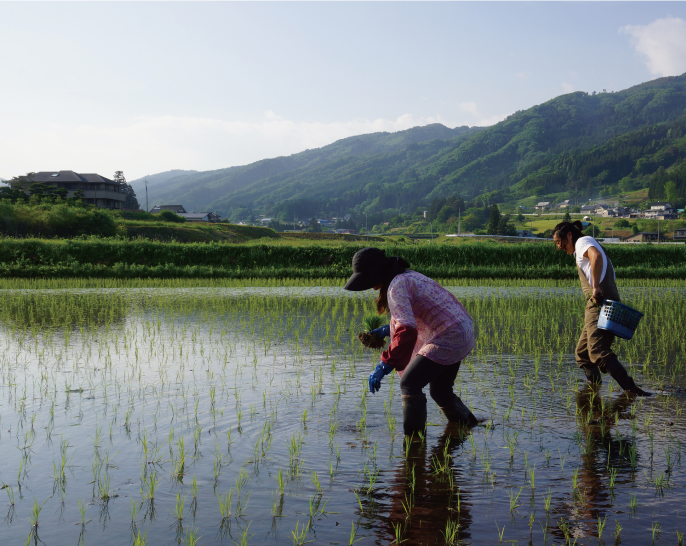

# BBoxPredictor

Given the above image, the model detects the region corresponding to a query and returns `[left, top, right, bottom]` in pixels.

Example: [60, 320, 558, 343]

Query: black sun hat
[343, 247, 409, 291]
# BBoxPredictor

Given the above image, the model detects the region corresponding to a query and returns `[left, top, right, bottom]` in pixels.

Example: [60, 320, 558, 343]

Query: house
[178, 212, 220, 223]
[624, 232, 662, 243]
[674, 228, 686, 242]
[10, 170, 126, 209]
[580, 205, 595, 213]
[612, 207, 632, 217]
[650, 202, 672, 211]
[557, 199, 573, 208]
[534, 202, 551, 210]
[644, 202, 678, 220]
[594, 204, 610, 215]
[259, 218, 273, 225]
[516, 229, 536, 238]
[150, 205, 187, 214]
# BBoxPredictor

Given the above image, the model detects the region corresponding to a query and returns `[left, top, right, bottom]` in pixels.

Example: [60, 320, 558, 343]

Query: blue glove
[369, 362, 394, 394]
[370, 324, 390, 339]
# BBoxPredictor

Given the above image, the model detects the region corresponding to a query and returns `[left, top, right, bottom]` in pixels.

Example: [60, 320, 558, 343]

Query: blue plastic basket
[597, 300, 644, 340]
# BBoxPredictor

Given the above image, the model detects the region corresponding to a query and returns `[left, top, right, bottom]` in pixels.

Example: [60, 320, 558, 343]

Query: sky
[2, 2, 686, 182]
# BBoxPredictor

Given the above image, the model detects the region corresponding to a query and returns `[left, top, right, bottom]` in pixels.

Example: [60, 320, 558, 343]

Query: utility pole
[294, 213, 296, 232]
[366, 212, 368, 241]
[145, 178, 149, 213]
[458, 210, 461, 236]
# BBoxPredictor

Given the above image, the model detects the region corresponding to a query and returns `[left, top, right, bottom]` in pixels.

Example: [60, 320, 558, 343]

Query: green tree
[308, 216, 322, 233]
[563, 209, 571, 222]
[113, 171, 126, 185]
[113, 171, 139, 210]
[486, 204, 501, 235]
[665, 180, 678, 204]
[462, 214, 481, 232]
[157, 210, 186, 223]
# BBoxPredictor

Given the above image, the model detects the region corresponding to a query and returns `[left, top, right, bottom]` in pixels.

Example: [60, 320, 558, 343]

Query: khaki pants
[575, 299, 616, 373]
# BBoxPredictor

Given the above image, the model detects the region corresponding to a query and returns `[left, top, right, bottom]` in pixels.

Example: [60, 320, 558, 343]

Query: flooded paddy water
[0, 284, 684, 545]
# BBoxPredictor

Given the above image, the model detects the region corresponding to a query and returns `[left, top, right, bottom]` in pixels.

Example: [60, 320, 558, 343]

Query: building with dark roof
[178, 212, 220, 222]
[11, 171, 126, 209]
[150, 205, 187, 214]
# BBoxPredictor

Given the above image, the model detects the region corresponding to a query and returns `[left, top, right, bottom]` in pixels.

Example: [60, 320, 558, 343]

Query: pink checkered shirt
[387, 271, 474, 366]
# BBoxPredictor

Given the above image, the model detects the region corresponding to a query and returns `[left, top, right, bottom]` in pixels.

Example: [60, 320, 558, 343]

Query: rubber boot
[402, 393, 427, 436]
[604, 357, 651, 397]
[582, 365, 602, 385]
[439, 394, 478, 428]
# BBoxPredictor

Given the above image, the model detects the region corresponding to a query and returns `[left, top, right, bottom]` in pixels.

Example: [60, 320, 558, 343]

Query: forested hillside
[139, 73, 686, 219]
[143, 124, 478, 212]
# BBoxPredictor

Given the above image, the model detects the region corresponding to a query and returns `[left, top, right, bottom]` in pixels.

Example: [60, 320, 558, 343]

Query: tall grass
[1, 238, 685, 279]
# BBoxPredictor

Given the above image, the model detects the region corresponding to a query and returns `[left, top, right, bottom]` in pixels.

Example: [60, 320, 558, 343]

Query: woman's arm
[584, 246, 604, 303]
[380, 323, 418, 370]
[380, 278, 418, 371]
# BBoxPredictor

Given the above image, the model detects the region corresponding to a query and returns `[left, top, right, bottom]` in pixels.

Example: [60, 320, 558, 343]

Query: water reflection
[551, 386, 637, 542]
[379, 425, 473, 544]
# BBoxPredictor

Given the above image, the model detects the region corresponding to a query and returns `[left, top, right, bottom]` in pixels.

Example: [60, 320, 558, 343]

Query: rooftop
[26, 171, 116, 184]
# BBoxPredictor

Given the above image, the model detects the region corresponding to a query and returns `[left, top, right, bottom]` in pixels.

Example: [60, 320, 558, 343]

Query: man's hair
[553, 220, 584, 245]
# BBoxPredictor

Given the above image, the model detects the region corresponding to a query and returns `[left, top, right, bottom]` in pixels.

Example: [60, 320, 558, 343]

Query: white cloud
[622, 16, 686, 77]
[561, 82, 575, 94]
[0, 113, 485, 180]
[515, 71, 529, 80]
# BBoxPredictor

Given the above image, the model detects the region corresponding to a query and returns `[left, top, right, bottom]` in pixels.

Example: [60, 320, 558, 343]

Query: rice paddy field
[1, 279, 685, 546]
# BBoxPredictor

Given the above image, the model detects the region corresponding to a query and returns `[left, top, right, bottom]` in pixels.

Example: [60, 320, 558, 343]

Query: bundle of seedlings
[357, 314, 387, 350]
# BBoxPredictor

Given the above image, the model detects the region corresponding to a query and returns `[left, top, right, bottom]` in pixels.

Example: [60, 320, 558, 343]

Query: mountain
[143, 124, 479, 213]
[129, 170, 199, 208]
[137, 73, 686, 217]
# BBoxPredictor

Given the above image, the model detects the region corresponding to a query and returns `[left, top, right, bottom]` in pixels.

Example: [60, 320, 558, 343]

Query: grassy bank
[1, 237, 685, 279]
[1, 277, 685, 290]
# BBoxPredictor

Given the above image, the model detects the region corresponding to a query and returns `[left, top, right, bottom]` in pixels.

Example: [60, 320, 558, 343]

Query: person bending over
[343, 247, 478, 435]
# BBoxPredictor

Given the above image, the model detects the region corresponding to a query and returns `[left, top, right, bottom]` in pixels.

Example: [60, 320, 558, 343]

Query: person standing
[552, 221, 650, 396]
[343, 247, 478, 435]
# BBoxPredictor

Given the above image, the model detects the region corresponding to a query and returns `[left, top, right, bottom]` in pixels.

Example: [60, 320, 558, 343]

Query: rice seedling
[217, 490, 234, 519]
[652, 521, 662, 541]
[133, 529, 148, 546]
[309, 471, 322, 494]
[78, 499, 89, 526]
[357, 314, 386, 350]
[597, 514, 609, 541]
[28, 497, 50, 528]
[392, 521, 406, 545]
[442, 519, 460, 545]
[508, 488, 523, 512]
[543, 488, 552, 512]
[170, 493, 186, 520]
[184, 527, 201, 546]
[348, 521, 364, 545]
[232, 523, 252, 546]
[130, 498, 140, 522]
[291, 521, 312, 546]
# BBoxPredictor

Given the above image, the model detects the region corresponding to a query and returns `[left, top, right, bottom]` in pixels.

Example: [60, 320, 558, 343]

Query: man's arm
[584, 246, 604, 303]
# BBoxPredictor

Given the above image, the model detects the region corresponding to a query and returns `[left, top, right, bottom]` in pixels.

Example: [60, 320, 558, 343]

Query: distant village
[4, 170, 685, 242]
